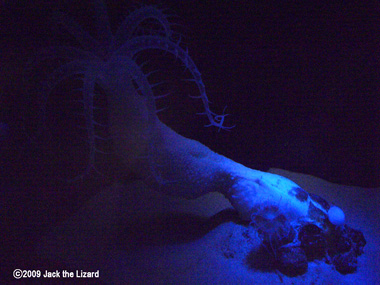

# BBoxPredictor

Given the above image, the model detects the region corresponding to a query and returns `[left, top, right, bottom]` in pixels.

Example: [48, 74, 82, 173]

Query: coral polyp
[27, 1, 232, 181]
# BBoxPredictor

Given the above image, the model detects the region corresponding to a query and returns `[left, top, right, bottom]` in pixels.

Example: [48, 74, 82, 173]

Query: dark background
[1, 0, 379, 188]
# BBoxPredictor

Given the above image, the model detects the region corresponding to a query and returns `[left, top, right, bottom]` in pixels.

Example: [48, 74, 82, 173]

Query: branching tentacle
[25, 60, 90, 144]
[67, 68, 99, 182]
[114, 6, 173, 48]
[116, 35, 234, 130]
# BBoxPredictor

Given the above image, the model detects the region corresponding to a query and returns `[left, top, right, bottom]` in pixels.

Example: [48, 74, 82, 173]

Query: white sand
[38, 168, 380, 284]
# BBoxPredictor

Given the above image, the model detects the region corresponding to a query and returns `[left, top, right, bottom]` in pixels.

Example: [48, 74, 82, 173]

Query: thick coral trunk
[146, 121, 311, 221]
[108, 90, 311, 222]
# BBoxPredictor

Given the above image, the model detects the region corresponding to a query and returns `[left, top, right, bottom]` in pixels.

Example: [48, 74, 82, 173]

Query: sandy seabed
[35, 168, 379, 284]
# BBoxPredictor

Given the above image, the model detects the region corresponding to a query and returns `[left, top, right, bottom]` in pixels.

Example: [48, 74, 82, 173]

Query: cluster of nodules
[247, 214, 366, 276]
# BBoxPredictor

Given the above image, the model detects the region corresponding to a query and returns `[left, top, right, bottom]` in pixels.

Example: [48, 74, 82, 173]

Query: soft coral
[26, 1, 232, 181]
